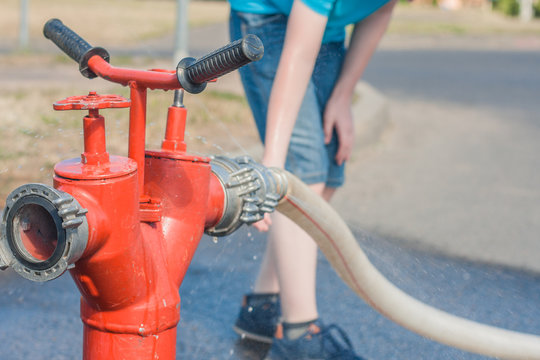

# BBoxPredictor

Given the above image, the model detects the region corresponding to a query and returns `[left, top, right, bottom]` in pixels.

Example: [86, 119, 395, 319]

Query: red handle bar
[88, 56, 180, 90]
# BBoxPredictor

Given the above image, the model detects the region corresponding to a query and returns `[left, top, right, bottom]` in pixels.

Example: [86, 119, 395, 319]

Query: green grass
[18, 127, 40, 137]
[205, 89, 248, 103]
[40, 115, 60, 126]
[0, 149, 32, 160]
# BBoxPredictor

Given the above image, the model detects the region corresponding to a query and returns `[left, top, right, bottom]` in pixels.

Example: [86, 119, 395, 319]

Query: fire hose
[267, 168, 540, 360]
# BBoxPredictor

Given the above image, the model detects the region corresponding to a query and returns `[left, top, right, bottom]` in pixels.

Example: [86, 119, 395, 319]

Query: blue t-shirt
[229, 0, 390, 43]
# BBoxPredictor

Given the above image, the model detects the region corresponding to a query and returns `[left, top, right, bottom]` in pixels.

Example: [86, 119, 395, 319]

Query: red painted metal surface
[144, 150, 213, 286]
[54, 92, 130, 170]
[87, 56, 180, 90]
[53, 92, 130, 110]
[128, 83, 148, 197]
[48, 56, 227, 359]
[81, 112, 109, 166]
[162, 106, 187, 152]
[19, 204, 58, 261]
[206, 174, 226, 229]
[54, 138, 225, 360]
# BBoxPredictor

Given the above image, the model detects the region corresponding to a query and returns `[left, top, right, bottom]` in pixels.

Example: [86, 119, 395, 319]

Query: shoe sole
[232, 325, 273, 344]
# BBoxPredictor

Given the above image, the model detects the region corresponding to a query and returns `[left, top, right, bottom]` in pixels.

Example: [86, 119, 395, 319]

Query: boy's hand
[252, 213, 272, 232]
[324, 95, 355, 166]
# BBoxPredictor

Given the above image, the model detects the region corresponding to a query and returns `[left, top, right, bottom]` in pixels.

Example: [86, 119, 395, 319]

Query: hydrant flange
[0, 183, 88, 281]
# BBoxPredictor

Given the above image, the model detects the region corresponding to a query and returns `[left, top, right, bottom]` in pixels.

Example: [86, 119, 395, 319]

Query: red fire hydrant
[52, 90, 221, 359]
[0, 19, 281, 359]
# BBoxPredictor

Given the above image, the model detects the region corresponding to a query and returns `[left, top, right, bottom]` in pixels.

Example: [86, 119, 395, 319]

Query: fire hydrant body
[50, 89, 223, 358]
[54, 150, 215, 359]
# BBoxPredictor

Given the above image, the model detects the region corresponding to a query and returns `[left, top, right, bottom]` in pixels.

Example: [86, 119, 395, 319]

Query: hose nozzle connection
[0, 184, 88, 282]
[206, 156, 287, 236]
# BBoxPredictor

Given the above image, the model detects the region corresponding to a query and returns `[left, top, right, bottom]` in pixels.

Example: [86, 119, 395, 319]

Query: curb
[352, 81, 391, 152]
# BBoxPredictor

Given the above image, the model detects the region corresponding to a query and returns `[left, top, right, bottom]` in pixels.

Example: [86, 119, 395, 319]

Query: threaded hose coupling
[206, 156, 287, 237]
[0, 184, 88, 282]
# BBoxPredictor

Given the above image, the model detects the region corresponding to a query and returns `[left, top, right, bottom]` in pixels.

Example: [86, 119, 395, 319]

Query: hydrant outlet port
[0, 184, 88, 282]
[10, 200, 60, 263]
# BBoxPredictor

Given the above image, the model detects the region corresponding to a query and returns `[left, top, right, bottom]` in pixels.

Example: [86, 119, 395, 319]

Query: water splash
[195, 135, 208, 144]
[212, 143, 225, 153]
[192, 96, 249, 155]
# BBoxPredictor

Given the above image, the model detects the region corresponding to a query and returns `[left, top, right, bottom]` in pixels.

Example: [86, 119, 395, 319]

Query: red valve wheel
[54, 91, 130, 111]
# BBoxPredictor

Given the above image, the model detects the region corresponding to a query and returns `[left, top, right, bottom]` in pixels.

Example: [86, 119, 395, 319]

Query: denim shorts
[229, 10, 346, 188]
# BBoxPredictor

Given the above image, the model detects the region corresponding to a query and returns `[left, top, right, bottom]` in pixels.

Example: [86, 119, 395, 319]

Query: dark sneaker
[233, 293, 281, 343]
[264, 320, 366, 360]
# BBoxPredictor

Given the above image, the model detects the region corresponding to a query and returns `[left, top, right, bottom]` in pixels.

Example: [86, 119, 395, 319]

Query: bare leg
[253, 237, 280, 294]
[253, 183, 337, 323]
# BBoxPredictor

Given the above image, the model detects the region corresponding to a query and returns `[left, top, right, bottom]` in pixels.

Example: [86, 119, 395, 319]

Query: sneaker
[264, 320, 366, 360]
[233, 293, 281, 343]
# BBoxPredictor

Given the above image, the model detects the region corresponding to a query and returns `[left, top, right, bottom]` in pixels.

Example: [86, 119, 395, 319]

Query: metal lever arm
[43, 18, 110, 79]
[176, 34, 264, 94]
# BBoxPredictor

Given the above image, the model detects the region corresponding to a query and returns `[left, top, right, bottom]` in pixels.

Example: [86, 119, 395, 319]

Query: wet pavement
[0, 227, 539, 359]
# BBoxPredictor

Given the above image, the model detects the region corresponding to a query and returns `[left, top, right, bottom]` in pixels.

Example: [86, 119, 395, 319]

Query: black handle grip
[43, 19, 109, 79]
[176, 34, 264, 94]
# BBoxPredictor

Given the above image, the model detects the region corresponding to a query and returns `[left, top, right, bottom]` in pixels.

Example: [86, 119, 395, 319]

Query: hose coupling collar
[0, 184, 89, 282]
[207, 156, 287, 236]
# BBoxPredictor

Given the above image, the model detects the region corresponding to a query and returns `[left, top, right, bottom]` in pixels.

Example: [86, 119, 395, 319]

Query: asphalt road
[1, 229, 539, 359]
[365, 49, 540, 125]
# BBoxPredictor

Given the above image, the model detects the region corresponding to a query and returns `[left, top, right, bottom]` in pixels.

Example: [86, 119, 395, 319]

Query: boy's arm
[324, 0, 397, 165]
[261, 0, 327, 168]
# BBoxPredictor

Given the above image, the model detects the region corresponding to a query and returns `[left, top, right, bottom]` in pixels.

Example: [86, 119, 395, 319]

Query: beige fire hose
[273, 169, 540, 360]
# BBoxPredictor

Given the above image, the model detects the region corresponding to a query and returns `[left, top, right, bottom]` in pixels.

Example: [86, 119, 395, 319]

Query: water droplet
[252, 255, 258, 260]
[212, 143, 224, 152]
[247, 306, 253, 312]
